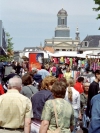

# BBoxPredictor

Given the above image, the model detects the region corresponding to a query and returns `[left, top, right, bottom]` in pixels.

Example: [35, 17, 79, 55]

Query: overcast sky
[0, 0, 100, 50]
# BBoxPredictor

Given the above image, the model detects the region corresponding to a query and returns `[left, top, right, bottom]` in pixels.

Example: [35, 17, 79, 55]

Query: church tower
[44, 8, 80, 52]
[55, 8, 70, 37]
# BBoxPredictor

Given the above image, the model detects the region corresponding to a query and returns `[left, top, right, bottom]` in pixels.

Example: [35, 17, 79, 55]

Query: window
[62, 49, 66, 51]
[61, 19, 64, 25]
[29, 49, 32, 51]
[67, 49, 72, 51]
[55, 49, 59, 51]
[80, 51, 83, 54]
[25, 49, 28, 51]
[84, 41, 88, 47]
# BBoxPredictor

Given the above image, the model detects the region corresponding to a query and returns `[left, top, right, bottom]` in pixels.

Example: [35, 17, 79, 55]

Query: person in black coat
[12, 61, 16, 71]
[16, 62, 22, 75]
[86, 70, 100, 118]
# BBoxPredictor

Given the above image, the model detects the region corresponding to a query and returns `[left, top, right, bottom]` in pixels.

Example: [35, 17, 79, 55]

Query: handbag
[47, 100, 61, 133]
[27, 86, 34, 94]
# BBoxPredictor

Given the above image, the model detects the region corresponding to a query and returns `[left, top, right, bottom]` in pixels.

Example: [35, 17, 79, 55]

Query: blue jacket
[31, 89, 53, 120]
[89, 94, 100, 133]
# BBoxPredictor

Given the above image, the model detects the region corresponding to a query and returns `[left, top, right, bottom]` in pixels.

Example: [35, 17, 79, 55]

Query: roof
[23, 47, 42, 52]
[24, 51, 49, 59]
[81, 35, 100, 47]
[44, 46, 54, 53]
[48, 51, 93, 58]
[57, 8, 67, 16]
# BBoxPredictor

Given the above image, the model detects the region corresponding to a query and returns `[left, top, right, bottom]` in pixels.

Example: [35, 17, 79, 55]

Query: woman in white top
[65, 78, 80, 133]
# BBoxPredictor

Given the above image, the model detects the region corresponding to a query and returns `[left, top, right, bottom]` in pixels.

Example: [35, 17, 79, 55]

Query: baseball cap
[33, 74, 42, 83]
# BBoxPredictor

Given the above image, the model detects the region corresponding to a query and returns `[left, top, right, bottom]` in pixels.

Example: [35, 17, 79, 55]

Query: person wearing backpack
[21, 74, 38, 99]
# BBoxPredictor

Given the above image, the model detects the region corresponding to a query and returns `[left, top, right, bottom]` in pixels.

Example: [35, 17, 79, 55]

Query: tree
[6, 32, 14, 60]
[93, 0, 100, 29]
[0, 32, 14, 61]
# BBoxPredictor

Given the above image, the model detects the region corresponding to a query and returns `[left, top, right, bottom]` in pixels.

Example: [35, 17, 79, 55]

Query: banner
[29, 53, 44, 71]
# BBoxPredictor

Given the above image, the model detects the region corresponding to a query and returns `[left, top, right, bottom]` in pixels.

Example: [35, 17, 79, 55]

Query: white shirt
[65, 87, 80, 110]
[37, 69, 50, 79]
[78, 60, 81, 68]
[90, 77, 95, 83]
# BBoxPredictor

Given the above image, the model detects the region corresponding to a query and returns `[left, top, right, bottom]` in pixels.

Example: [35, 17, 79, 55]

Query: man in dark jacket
[86, 70, 100, 118]
[0, 60, 4, 79]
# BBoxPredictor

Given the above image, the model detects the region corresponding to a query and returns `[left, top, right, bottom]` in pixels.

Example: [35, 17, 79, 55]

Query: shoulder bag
[27, 86, 34, 94]
[47, 100, 61, 133]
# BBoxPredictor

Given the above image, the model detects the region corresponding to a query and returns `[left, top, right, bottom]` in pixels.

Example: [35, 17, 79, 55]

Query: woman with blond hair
[80, 82, 90, 133]
[64, 67, 72, 81]
[65, 78, 80, 133]
[80, 82, 90, 115]
[31, 76, 57, 133]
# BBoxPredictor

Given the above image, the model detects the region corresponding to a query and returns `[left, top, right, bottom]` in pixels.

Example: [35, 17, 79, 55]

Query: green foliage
[93, 0, 100, 19]
[0, 55, 10, 61]
[93, 0, 100, 5]
[5, 32, 14, 61]
[6, 32, 14, 53]
[93, 0, 100, 29]
[0, 55, 13, 62]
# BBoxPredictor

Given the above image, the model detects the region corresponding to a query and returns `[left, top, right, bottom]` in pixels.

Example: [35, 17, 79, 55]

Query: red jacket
[0, 84, 4, 95]
[74, 82, 84, 94]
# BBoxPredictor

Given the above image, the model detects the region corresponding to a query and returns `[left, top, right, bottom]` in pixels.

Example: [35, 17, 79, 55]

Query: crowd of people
[0, 60, 100, 133]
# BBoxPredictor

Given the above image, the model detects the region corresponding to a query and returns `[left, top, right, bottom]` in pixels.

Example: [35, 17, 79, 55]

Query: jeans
[72, 109, 79, 133]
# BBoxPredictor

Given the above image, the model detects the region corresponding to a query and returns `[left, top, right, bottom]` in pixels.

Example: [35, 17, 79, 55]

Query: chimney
[98, 40, 100, 47]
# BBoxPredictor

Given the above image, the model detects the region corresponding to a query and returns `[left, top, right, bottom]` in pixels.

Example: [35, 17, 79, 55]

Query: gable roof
[44, 46, 54, 53]
[81, 35, 100, 47]
[23, 47, 42, 51]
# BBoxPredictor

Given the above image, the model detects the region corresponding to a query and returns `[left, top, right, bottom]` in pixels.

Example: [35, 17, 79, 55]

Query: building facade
[44, 8, 80, 51]
[14, 50, 24, 62]
[0, 20, 7, 55]
[79, 35, 100, 54]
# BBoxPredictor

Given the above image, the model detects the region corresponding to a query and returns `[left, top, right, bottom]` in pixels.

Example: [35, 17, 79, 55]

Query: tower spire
[75, 27, 80, 40]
